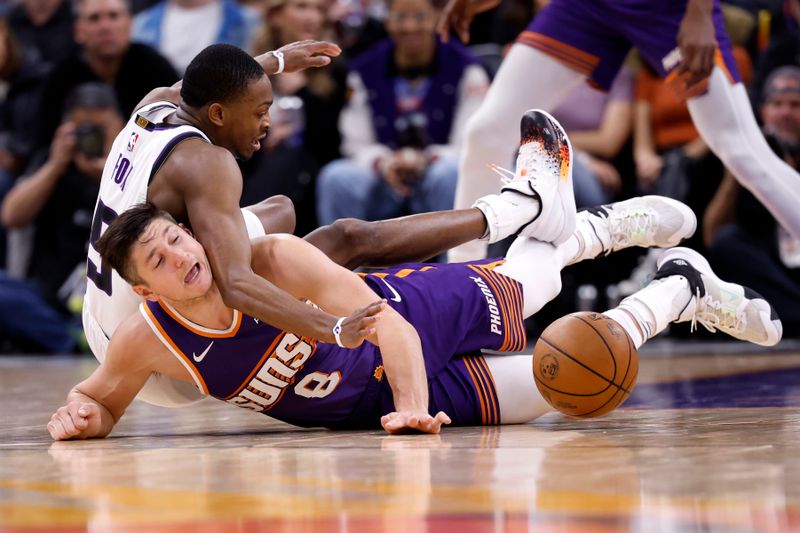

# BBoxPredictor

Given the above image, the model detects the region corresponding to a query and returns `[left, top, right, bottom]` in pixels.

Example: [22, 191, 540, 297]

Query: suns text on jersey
[227, 333, 318, 411]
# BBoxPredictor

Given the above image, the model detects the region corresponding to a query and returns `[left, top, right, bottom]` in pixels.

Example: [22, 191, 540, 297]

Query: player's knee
[326, 217, 375, 268]
[251, 195, 296, 234]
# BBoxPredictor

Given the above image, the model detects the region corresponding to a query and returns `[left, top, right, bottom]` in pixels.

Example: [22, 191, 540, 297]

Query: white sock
[603, 275, 692, 349]
[567, 211, 609, 265]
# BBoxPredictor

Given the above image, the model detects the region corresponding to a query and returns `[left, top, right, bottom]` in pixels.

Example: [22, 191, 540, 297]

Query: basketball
[533, 312, 639, 418]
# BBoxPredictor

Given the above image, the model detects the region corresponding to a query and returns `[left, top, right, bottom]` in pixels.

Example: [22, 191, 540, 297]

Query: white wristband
[333, 317, 346, 348]
[271, 50, 285, 74]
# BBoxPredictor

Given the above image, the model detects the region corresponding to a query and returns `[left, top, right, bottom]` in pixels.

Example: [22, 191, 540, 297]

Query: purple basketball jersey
[141, 259, 524, 428]
[520, 0, 740, 90]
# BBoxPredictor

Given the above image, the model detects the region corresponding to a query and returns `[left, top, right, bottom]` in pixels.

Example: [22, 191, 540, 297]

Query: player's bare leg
[305, 180, 548, 269]
[244, 195, 296, 234]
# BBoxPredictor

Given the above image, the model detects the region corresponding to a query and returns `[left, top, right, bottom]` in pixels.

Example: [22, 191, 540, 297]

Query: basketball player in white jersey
[85, 41, 562, 408]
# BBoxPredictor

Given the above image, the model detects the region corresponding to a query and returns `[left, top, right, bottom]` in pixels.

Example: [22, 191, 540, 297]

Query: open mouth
[184, 262, 200, 284]
[252, 133, 267, 151]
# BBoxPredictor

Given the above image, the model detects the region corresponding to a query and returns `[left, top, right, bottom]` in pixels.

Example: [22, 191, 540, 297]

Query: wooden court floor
[2, 345, 800, 533]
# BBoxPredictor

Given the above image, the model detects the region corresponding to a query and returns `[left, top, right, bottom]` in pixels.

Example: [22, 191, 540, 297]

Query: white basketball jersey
[84, 102, 211, 405]
[86, 102, 210, 342]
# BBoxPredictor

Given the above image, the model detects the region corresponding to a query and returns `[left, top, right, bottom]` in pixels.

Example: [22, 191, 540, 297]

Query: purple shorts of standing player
[519, 0, 740, 91]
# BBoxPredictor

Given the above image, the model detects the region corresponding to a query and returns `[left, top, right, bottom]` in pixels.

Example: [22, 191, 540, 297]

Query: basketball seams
[572, 314, 619, 383]
[538, 336, 631, 396]
[532, 312, 640, 418]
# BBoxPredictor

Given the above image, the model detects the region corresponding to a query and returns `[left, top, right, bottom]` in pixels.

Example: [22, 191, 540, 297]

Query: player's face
[220, 75, 273, 160]
[130, 219, 214, 302]
[272, 0, 325, 42]
[386, 0, 436, 60]
[74, 0, 132, 60]
[762, 83, 800, 147]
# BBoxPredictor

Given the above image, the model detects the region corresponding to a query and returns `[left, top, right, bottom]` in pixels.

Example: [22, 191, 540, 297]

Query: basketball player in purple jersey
[48, 116, 781, 440]
[439, 0, 800, 261]
[86, 43, 574, 408]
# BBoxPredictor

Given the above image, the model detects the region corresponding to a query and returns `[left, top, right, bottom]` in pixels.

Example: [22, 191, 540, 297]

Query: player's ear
[132, 285, 158, 302]
[207, 103, 225, 127]
[178, 223, 193, 237]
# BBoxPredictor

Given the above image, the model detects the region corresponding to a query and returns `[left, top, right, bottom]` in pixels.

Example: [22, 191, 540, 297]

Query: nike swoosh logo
[378, 276, 402, 302]
[193, 341, 214, 363]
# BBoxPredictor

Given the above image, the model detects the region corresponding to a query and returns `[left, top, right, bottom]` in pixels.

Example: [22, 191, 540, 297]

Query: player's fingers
[67, 405, 88, 430]
[434, 411, 452, 426]
[49, 417, 69, 440]
[305, 41, 342, 56]
[306, 56, 333, 68]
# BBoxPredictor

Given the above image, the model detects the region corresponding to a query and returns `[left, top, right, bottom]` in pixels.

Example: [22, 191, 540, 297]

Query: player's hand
[676, 1, 716, 88]
[275, 40, 342, 73]
[337, 300, 385, 348]
[436, 0, 501, 43]
[47, 402, 102, 441]
[381, 410, 452, 434]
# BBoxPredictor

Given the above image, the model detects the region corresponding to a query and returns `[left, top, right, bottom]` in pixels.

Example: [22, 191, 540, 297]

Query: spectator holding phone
[0, 83, 123, 353]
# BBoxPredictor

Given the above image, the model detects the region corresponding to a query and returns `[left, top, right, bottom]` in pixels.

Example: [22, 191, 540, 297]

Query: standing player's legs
[449, 46, 584, 262]
[687, 70, 800, 239]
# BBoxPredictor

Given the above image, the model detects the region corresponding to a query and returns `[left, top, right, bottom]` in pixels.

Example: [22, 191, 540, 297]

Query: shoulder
[107, 310, 166, 371]
[158, 138, 239, 191]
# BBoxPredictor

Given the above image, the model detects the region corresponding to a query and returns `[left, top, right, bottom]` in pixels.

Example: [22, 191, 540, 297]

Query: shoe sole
[523, 108, 576, 245]
[658, 247, 782, 346]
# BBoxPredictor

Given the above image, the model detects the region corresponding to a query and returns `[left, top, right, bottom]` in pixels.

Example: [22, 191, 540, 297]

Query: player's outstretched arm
[134, 40, 341, 112]
[252, 234, 451, 434]
[168, 142, 372, 347]
[47, 319, 157, 441]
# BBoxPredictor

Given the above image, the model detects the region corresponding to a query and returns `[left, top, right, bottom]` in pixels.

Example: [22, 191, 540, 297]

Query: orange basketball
[533, 311, 638, 418]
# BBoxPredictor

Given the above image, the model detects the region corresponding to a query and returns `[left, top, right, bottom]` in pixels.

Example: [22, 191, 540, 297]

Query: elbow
[216, 275, 252, 311]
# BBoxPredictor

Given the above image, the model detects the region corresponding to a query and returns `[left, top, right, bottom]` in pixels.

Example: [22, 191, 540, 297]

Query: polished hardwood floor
[2, 343, 799, 532]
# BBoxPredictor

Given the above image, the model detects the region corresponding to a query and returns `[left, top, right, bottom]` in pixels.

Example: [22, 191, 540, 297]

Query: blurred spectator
[240, 0, 347, 235]
[0, 19, 49, 181]
[6, 0, 78, 68]
[551, 64, 634, 207]
[704, 66, 800, 337]
[316, 0, 489, 227]
[0, 83, 123, 353]
[0, 18, 49, 267]
[36, 0, 178, 151]
[752, 0, 800, 104]
[329, 0, 388, 58]
[133, 0, 257, 74]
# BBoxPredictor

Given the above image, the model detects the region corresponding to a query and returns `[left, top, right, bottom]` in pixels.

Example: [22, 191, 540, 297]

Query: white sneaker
[480, 109, 575, 245]
[654, 247, 783, 346]
[577, 195, 697, 258]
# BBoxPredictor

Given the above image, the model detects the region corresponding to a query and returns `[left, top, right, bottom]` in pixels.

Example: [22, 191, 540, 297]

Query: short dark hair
[181, 44, 266, 108]
[96, 203, 177, 285]
[63, 82, 119, 116]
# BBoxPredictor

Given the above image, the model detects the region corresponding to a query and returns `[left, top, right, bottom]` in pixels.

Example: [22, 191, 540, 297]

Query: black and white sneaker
[654, 247, 783, 346]
[477, 109, 576, 245]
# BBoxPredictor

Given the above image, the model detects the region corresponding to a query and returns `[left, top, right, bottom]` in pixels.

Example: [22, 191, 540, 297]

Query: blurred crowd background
[0, 0, 798, 353]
